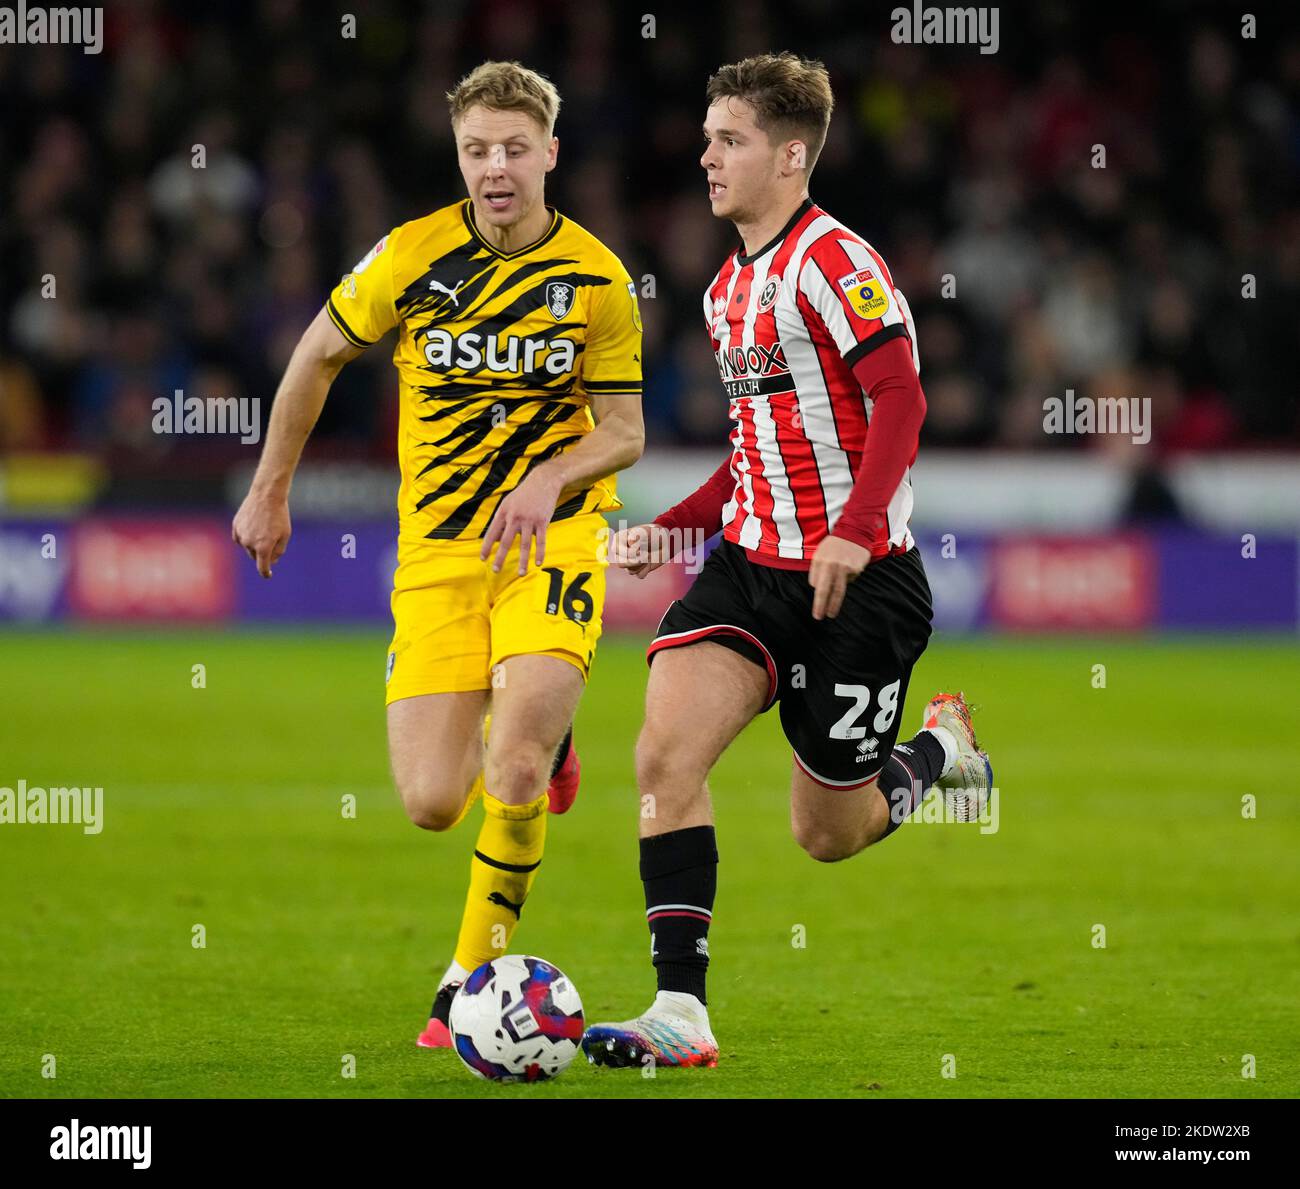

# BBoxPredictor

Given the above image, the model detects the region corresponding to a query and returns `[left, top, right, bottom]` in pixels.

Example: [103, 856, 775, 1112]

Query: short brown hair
[706, 53, 834, 173]
[446, 60, 561, 135]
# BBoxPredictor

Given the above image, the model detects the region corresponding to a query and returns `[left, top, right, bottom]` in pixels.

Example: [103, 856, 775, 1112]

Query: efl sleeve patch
[837, 268, 891, 320]
[328, 228, 398, 345]
[627, 280, 643, 332]
[580, 265, 643, 395]
[350, 235, 388, 275]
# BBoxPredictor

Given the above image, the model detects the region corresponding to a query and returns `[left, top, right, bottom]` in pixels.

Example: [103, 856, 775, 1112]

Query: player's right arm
[235, 229, 399, 577]
[612, 281, 738, 578]
[231, 307, 365, 577]
[612, 269, 743, 578]
[610, 452, 735, 578]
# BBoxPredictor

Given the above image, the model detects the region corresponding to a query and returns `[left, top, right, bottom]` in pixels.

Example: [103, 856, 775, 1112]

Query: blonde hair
[706, 53, 834, 173]
[446, 60, 561, 135]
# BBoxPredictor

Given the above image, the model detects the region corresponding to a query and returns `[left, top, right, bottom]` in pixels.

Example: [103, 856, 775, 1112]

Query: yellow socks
[451, 790, 547, 973]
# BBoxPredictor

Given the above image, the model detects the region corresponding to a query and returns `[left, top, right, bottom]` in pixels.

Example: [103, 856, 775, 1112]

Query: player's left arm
[482, 273, 645, 573]
[799, 240, 927, 619]
[810, 340, 926, 619]
[539, 389, 646, 494]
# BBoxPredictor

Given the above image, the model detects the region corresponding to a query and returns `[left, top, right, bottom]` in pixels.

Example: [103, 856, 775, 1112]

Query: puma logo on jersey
[423, 328, 577, 375]
[487, 890, 524, 919]
[427, 278, 464, 305]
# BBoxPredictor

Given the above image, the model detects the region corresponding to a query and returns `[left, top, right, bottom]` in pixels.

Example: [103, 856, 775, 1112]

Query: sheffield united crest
[545, 281, 575, 320]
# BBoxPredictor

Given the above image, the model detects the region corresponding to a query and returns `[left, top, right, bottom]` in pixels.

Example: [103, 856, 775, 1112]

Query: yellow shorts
[384, 512, 608, 704]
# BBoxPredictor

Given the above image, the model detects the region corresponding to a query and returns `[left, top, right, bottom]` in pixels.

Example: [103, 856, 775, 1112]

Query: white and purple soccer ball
[449, 955, 585, 1082]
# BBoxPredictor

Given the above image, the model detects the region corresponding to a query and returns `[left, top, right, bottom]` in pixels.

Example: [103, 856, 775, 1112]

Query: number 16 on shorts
[541, 567, 595, 624]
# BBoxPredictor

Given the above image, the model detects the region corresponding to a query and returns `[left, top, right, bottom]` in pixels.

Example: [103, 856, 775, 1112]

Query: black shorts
[648, 539, 934, 789]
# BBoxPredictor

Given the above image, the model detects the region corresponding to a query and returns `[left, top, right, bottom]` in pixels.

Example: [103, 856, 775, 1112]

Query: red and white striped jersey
[704, 197, 920, 563]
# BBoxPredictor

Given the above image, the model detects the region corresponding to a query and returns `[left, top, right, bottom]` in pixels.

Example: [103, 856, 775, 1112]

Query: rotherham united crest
[545, 281, 575, 320]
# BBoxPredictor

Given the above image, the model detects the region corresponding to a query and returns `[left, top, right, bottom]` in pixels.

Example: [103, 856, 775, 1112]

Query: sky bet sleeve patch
[837, 267, 891, 320]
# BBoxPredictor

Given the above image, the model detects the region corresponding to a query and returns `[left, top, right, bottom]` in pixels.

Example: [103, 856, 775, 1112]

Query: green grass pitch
[1, 629, 1297, 1099]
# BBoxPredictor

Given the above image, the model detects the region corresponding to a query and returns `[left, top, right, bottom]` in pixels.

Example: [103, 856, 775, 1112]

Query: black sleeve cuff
[326, 297, 373, 348]
[843, 322, 908, 369]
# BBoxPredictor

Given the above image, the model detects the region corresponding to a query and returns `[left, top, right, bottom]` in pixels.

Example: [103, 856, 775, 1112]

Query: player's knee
[634, 728, 707, 798]
[403, 798, 462, 832]
[395, 774, 470, 832]
[799, 836, 858, 863]
[408, 805, 461, 832]
[792, 824, 862, 863]
[484, 746, 549, 803]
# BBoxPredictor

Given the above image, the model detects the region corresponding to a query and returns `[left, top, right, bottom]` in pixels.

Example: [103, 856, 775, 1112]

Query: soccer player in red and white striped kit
[583, 53, 993, 1069]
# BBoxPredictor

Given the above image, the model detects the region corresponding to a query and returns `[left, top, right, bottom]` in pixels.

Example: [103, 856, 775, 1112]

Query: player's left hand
[481, 467, 566, 574]
[808, 535, 872, 620]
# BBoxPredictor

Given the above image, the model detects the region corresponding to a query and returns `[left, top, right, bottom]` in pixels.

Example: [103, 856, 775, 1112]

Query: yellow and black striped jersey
[327, 198, 642, 542]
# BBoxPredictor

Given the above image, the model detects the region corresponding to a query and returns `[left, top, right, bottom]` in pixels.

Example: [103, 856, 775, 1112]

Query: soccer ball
[449, 955, 584, 1082]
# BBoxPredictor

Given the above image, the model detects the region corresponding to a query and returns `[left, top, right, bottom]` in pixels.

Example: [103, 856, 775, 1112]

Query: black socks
[633, 734, 947, 1012]
[639, 825, 717, 1005]
[877, 729, 948, 838]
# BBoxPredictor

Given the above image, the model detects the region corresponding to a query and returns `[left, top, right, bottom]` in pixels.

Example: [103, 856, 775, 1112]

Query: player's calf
[790, 694, 990, 858]
[789, 767, 892, 861]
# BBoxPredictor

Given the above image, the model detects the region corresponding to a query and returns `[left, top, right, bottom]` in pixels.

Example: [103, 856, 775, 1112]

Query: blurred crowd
[1, 0, 1297, 472]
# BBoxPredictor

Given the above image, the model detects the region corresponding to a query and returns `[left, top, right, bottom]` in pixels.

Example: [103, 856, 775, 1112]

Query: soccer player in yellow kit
[232, 62, 644, 1047]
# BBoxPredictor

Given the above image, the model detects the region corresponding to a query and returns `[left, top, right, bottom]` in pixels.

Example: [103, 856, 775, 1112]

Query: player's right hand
[608, 523, 673, 578]
[232, 492, 291, 579]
